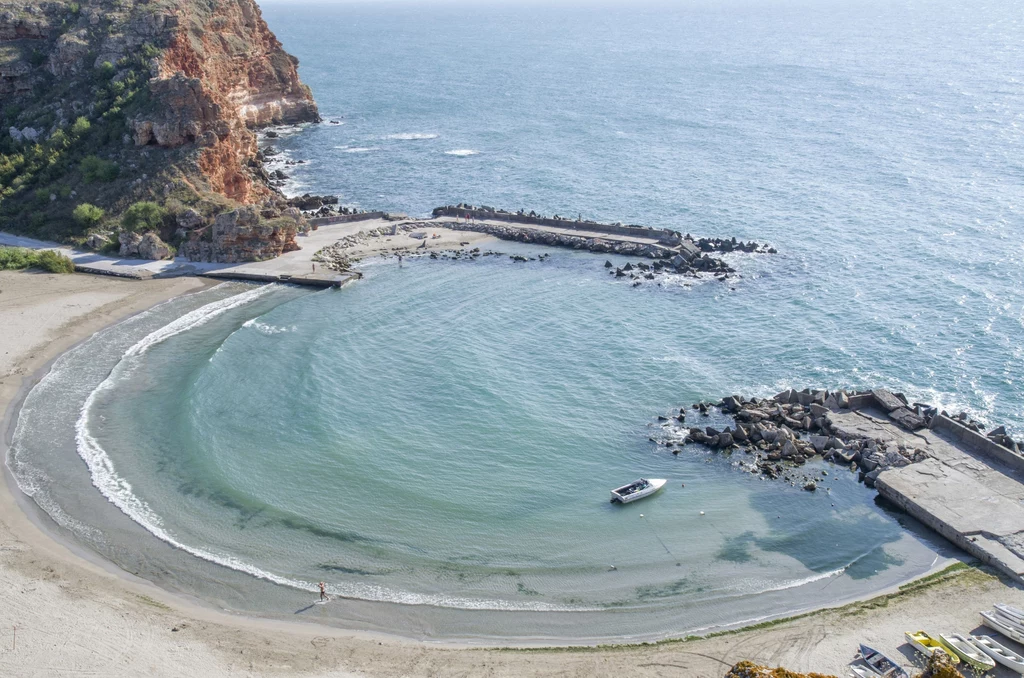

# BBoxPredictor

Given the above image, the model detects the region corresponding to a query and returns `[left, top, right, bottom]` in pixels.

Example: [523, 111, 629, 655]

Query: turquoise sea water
[7, 0, 1024, 642]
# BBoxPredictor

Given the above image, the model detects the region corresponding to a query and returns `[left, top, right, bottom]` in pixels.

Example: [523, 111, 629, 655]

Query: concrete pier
[827, 405, 1024, 583]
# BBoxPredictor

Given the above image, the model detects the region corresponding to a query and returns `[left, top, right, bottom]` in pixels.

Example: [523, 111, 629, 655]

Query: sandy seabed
[1, 268, 1022, 678]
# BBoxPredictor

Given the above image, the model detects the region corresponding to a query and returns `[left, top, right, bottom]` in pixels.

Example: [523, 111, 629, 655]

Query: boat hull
[970, 635, 1024, 674]
[611, 478, 667, 503]
[982, 611, 1024, 644]
[939, 634, 997, 672]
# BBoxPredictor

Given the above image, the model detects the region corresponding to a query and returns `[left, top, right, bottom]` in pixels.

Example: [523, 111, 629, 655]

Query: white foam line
[71, 285, 585, 612]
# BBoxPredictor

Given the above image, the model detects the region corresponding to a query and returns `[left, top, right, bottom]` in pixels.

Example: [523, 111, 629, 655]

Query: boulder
[810, 403, 829, 418]
[863, 468, 882, 487]
[774, 389, 793, 404]
[86, 233, 110, 250]
[809, 436, 829, 455]
[138, 232, 173, 260]
[890, 407, 926, 431]
[988, 426, 1007, 438]
[872, 389, 904, 412]
[118, 231, 143, 257]
[176, 208, 204, 230]
[803, 482, 817, 492]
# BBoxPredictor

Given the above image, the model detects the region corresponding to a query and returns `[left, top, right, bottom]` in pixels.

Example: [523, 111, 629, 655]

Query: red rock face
[132, 0, 319, 203]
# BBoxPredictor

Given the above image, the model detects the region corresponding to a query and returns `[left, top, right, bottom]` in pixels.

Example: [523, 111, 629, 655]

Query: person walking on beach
[318, 581, 329, 602]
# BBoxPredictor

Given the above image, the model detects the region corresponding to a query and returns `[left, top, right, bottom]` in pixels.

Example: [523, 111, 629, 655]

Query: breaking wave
[68, 285, 584, 612]
[444, 149, 479, 156]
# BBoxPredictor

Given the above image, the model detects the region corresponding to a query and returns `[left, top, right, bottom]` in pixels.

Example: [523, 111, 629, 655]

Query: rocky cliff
[0, 0, 319, 261]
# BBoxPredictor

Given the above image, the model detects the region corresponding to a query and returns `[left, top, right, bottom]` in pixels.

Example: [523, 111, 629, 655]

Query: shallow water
[7, 0, 1024, 642]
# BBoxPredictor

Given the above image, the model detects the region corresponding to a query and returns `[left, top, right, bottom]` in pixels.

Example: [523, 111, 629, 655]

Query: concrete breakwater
[651, 388, 1024, 583]
[432, 204, 776, 277]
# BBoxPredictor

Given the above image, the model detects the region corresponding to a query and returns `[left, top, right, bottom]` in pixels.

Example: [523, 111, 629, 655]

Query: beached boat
[610, 478, 666, 503]
[905, 631, 959, 664]
[982, 611, 1024, 644]
[970, 634, 1024, 674]
[850, 664, 879, 678]
[995, 604, 1024, 626]
[858, 644, 909, 678]
[939, 633, 997, 672]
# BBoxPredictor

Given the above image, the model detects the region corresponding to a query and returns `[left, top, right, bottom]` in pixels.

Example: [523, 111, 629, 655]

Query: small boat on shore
[939, 633, 997, 672]
[970, 634, 1024, 674]
[905, 631, 959, 664]
[995, 604, 1024, 626]
[858, 644, 909, 678]
[610, 478, 666, 503]
[983, 610, 1024, 643]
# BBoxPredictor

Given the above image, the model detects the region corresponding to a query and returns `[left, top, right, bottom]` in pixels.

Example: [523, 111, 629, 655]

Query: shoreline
[2, 269, 1023, 677]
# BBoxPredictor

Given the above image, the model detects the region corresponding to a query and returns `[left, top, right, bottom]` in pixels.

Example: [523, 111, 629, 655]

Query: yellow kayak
[905, 631, 960, 664]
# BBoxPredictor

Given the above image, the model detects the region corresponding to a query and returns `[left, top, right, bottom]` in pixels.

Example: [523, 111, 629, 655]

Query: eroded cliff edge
[1, 0, 319, 261]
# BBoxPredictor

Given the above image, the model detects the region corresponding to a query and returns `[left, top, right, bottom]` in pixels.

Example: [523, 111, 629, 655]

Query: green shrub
[71, 116, 91, 136]
[73, 202, 105, 228]
[80, 155, 119, 182]
[0, 246, 75, 273]
[96, 61, 115, 81]
[121, 201, 167, 232]
[0, 246, 34, 270]
[34, 249, 76, 273]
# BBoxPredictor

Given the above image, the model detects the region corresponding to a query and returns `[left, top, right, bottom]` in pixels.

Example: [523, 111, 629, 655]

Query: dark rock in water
[705, 427, 720, 437]
[864, 468, 882, 487]
[604, 260, 613, 268]
[988, 425, 1007, 437]
[265, 130, 279, 138]
[622, 263, 634, 271]
[615, 268, 626, 277]
[803, 482, 817, 492]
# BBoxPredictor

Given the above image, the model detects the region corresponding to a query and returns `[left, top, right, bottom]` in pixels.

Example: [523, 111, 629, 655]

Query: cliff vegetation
[0, 0, 319, 261]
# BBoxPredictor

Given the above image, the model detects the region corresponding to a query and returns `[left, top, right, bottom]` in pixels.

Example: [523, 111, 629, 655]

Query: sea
[6, 0, 1023, 643]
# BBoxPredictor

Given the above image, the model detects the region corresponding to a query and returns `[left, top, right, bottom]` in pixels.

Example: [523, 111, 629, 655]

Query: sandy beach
[2, 268, 1024, 678]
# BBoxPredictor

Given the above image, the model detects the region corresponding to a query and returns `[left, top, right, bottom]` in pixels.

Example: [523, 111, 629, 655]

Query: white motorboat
[610, 478, 666, 503]
[982, 610, 1024, 644]
[970, 634, 1024, 674]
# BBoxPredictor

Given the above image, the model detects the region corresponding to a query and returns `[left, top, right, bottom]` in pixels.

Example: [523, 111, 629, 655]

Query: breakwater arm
[431, 205, 775, 277]
[653, 388, 1024, 584]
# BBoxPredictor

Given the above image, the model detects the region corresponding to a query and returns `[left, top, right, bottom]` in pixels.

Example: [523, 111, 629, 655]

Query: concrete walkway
[0, 220, 402, 285]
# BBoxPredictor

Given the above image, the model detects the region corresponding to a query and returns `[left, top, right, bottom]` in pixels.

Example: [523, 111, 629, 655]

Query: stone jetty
[432, 204, 775, 278]
[653, 388, 1024, 583]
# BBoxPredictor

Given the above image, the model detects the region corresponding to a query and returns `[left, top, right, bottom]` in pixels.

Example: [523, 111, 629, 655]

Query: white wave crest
[338, 146, 378, 154]
[384, 133, 438, 140]
[243, 318, 295, 335]
[444, 149, 479, 156]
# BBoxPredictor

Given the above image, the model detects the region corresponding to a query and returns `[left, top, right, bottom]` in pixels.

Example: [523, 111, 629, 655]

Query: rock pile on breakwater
[434, 204, 775, 279]
[651, 387, 1021, 491]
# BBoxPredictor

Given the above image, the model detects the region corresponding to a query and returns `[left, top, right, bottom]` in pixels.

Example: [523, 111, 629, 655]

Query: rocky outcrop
[118, 231, 173, 260]
[179, 205, 300, 262]
[128, 0, 319, 203]
[1, 0, 317, 260]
